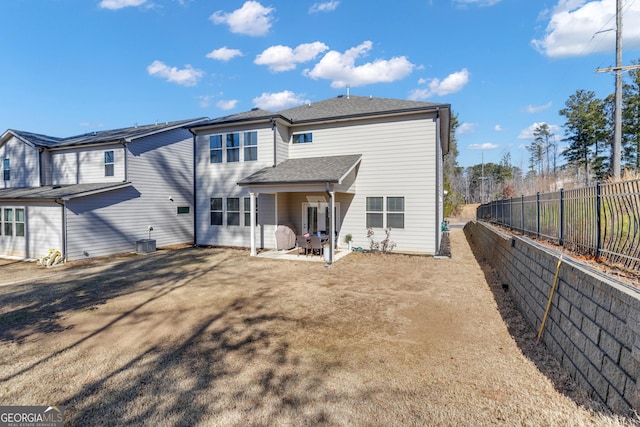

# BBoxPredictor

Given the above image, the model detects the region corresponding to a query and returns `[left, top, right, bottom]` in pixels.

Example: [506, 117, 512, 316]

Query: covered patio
[238, 154, 362, 265]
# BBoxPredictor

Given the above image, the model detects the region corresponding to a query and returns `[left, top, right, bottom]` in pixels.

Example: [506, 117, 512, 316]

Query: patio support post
[250, 192, 257, 256]
[329, 190, 335, 264]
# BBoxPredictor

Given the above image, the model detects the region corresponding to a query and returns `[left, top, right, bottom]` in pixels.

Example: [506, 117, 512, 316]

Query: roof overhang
[0, 182, 133, 202]
[237, 154, 362, 194]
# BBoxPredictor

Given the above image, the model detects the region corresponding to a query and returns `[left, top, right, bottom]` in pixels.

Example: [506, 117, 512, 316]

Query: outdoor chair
[296, 235, 310, 256]
[309, 236, 323, 256]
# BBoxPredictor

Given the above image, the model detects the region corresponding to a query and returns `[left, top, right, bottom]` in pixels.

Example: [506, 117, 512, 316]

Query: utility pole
[595, 0, 640, 179]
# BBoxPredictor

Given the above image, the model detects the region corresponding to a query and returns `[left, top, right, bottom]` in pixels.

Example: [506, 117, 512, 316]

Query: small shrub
[366, 228, 396, 253]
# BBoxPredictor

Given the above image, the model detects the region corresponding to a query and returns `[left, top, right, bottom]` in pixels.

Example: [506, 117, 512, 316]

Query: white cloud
[517, 122, 562, 139]
[457, 122, 477, 134]
[217, 99, 239, 110]
[252, 90, 309, 110]
[303, 41, 414, 88]
[206, 47, 243, 61]
[468, 142, 500, 150]
[408, 69, 470, 100]
[532, 0, 640, 57]
[309, 1, 340, 13]
[255, 42, 329, 72]
[210, 1, 275, 37]
[524, 101, 553, 113]
[98, 0, 147, 9]
[147, 60, 203, 86]
[494, 124, 503, 132]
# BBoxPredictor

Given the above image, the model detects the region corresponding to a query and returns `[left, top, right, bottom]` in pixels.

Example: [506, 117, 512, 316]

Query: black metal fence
[476, 179, 640, 271]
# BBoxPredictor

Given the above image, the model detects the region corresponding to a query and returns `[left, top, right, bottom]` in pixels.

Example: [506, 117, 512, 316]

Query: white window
[3, 208, 13, 236]
[227, 198, 240, 226]
[104, 151, 114, 177]
[366, 197, 383, 228]
[292, 132, 312, 144]
[387, 197, 405, 229]
[15, 208, 25, 237]
[366, 196, 405, 229]
[210, 135, 223, 163]
[226, 134, 240, 163]
[210, 198, 223, 225]
[244, 131, 258, 161]
[3, 159, 10, 181]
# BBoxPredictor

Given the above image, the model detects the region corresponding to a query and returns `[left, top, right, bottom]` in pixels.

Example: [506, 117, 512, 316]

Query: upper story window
[104, 151, 114, 177]
[244, 131, 258, 161]
[3, 159, 9, 181]
[210, 135, 223, 163]
[226, 133, 240, 162]
[292, 132, 313, 144]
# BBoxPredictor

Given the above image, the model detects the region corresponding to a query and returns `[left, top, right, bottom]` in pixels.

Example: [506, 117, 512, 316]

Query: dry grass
[0, 232, 638, 426]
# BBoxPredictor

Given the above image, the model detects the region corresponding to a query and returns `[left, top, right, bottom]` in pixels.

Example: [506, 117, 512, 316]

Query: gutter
[188, 128, 198, 246]
[435, 107, 443, 256]
[271, 118, 277, 167]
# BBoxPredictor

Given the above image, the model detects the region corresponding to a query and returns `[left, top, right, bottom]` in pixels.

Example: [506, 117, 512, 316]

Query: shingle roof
[238, 154, 362, 186]
[190, 95, 450, 129]
[191, 109, 275, 128]
[7, 117, 207, 148]
[277, 95, 448, 123]
[0, 182, 132, 201]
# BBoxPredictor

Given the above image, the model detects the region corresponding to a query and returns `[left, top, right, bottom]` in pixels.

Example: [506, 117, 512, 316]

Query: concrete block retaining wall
[465, 221, 640, 415]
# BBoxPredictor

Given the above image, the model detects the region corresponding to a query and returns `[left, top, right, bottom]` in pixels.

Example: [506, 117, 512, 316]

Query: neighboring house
[0, 118, 206, 260]
[188, 95, 451, 261]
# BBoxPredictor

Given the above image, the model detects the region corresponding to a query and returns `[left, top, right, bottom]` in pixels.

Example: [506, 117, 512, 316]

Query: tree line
[444, 62, 640, 215]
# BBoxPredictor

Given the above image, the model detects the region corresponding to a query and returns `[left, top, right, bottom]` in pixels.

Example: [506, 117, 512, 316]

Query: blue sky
[2, 0, 640, 168]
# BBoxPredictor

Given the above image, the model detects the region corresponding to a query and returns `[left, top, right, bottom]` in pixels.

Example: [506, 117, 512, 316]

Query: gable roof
[238, 154, 362, 186]
[3, 117, 208, 149]
[0, 182, 132, 201]
[190, 95, 450, 128]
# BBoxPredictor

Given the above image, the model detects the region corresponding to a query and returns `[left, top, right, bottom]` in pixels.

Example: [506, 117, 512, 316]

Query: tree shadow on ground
[0, 248, 213, 343]
[62, 293, 334, 426]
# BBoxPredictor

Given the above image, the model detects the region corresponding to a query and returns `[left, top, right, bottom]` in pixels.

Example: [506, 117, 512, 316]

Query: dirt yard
[0, 226, 637, 426]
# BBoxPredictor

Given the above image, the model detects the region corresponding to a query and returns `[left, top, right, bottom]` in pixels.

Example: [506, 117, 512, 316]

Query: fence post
[509, 197, 513, 231]
[521, 194, 524, 234]
[536, 192, 541, 239]
[559, 188, 564, 246]
[596, 182, 601, 257]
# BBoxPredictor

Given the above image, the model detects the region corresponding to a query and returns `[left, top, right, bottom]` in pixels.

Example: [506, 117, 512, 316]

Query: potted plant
[344, 233, 353, 251]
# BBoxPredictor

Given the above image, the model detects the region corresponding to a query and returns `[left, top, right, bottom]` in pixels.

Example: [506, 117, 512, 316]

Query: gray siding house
[188, 95, 451, 260]
[0, 118, 206, 260]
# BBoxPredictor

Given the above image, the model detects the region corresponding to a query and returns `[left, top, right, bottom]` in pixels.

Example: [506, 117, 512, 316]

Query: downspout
[188, 128, 198, 246]
[271, 118, 277, 167]
[54, 199, 67, 261]
[121, 140, 128, 182]
[37, 148, 43, 186]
